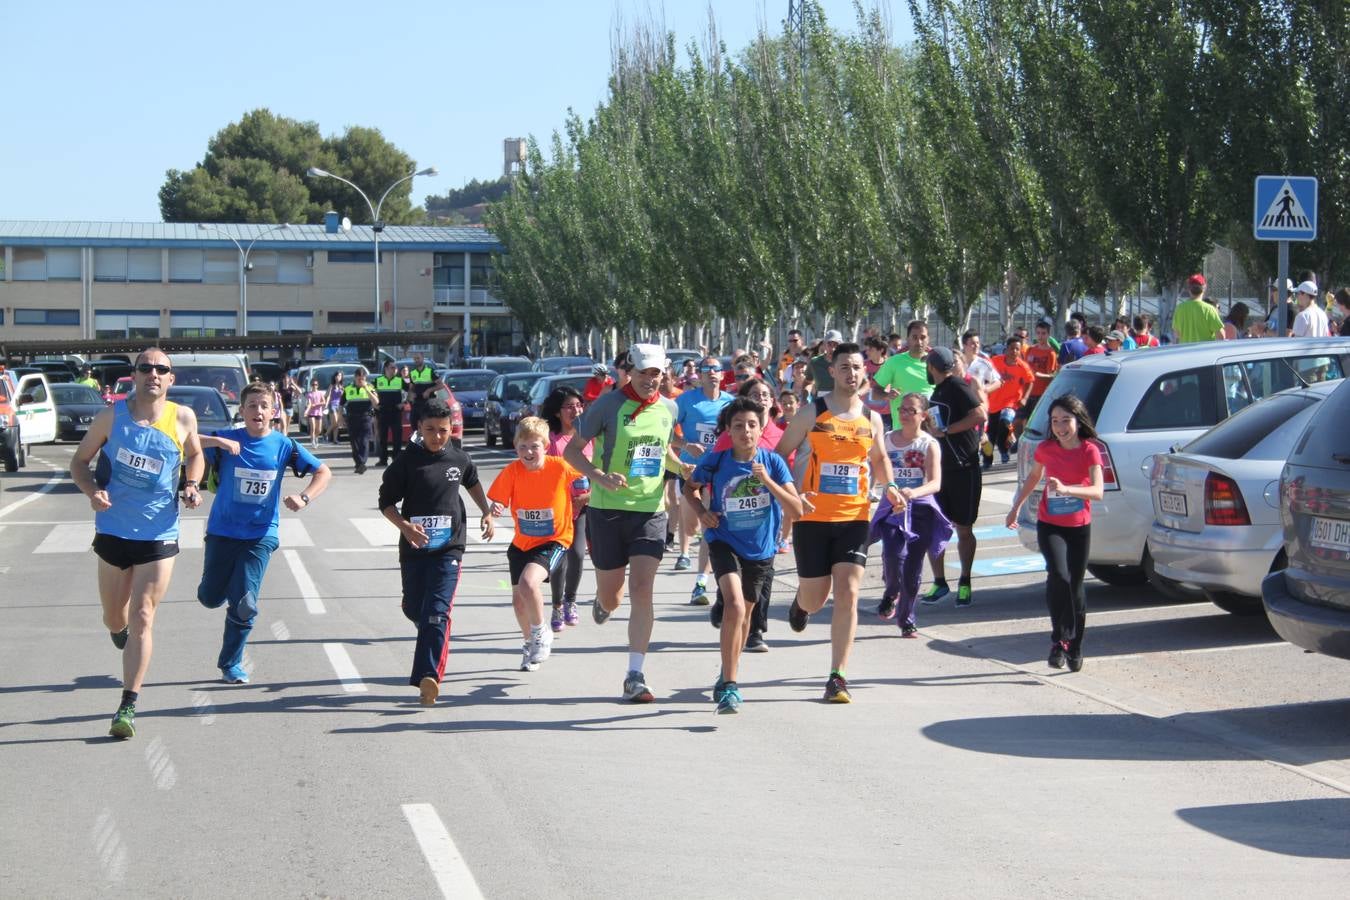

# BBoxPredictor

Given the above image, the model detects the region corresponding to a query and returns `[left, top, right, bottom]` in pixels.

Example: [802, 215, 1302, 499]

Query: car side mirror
[18, 393, 35, 405]
[487, 393, 500, 402]
[232, 412, 244, 423]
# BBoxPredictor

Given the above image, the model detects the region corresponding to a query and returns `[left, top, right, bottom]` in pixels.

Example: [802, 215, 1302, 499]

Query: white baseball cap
[626, 343, 668, 372]
[1296, 280, 1319, 296]
[822, 329, 844, 343]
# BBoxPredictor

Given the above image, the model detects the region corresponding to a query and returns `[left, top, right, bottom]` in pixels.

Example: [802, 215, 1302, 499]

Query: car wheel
[1086, 563, 1149, 587]
[1, 432, 17, 473]
[1142, 546, 1207, 603]
[1204, 589, 1265, 616]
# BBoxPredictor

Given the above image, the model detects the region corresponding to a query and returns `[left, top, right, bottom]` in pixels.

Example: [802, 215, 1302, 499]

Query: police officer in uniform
[342, 369, 379, 474]
[374, 360, 406, 467]
[407, 351, 437, 433]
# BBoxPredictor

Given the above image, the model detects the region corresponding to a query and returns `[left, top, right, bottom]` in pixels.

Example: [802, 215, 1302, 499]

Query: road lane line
[402, 803, 485, 900]
[322, 643, 367, 692]
[283, 550, 326, 614]
[982, 487, 1015, 505]
[0, 463, 63, 519]
[178, 518, 205, 549]
[277, 518, 313, 547]
[351, 517, 400, 545]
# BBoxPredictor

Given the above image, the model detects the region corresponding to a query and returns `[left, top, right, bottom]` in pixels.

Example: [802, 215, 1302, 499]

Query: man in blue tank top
[197, 382, 331, 684]
[70, 348, 206, 740]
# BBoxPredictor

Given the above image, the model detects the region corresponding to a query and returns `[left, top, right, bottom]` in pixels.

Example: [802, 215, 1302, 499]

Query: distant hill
[424, 177, 511, 225]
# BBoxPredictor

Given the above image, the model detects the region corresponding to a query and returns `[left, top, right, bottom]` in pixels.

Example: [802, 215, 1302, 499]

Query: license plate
[1159, 490, 1188, 517]
[75, 425, 88, 432]
[1309, 515, 1350, 553]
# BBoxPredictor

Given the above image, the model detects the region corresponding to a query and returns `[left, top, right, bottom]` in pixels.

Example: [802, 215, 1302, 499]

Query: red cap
[1187, 273, 1206, 288]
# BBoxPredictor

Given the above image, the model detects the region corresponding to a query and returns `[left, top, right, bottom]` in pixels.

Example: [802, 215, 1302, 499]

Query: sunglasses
[698, 365, 722, 373]
[735, 374, 752, 381]
[136, 363, 172, 375]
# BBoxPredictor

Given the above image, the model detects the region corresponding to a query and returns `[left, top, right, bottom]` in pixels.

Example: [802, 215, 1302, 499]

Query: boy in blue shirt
[197, 383, 331, 683]
[683, 397, 802, 713]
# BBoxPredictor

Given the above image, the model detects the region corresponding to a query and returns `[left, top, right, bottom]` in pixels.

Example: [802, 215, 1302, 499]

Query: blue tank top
[95, 400, 184, 541]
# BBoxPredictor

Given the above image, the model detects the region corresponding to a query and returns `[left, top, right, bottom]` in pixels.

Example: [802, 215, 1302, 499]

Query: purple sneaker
[563, 600, 580, 626]
[550, 607, 565, 633]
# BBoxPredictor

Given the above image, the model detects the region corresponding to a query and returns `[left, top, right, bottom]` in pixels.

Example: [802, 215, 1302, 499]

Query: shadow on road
[1174, 798, 1350, 859]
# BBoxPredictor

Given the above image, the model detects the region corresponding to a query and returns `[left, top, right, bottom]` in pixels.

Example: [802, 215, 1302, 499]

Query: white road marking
[270, 620, 291, 641]
[982, 487, 1015, 505]
[33, 522, 92, 553]
[144, 737, 178, 791]
[189, 691, 216, 726]
[277, 518, 313, 547]
[322, 643, 367, 692]
[90, 808, 129, 883]
[0, 463, 63, 519]
[283, 550, 326, 614]
[1103, 642, 1284, 661]
[402, 803, 486, 900]
[178, 518, 205, 549]
[324, 547, 397, 553]
[351, 517, 400, 546]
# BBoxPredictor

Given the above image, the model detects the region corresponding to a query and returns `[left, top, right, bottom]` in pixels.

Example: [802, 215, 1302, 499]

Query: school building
[0, 217, 521, 357]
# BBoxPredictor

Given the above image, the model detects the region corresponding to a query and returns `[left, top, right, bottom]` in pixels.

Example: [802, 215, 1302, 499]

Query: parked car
[476, 355, 533, 375]
[484, 372, 546, 447]
[507, 373, 592, 442]
[28, 361, 76, 384]
[666, 348, 703, 369]
[0, 372, 56, 471]
[1016, 338, 1350, 597]
[86, 359, 133, 389]
[51, 383, 108, 442]
[109, 376, 135, 403]
[1263, 377, 1350, 660]
[1149, 380, 1340, 614]
[533, 355, 594, 374]
[166, 385, 236, 434]
[168, 353, 251, 416]
[250, 361, 285, 384]
[437, 369, 497, 432]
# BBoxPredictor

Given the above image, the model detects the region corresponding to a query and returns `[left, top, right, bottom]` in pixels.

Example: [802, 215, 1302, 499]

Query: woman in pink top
[541, 385, 591, 630]
[1006, 394, 1104, 672]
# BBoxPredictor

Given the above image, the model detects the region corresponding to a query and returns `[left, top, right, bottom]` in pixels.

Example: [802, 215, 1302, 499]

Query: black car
[477, 355, 533, 375]
[507, 373, 592, 441]
[167, 386, 236, 434]
[51, 383, 106, 442]
[86, 359, 133, 389]
[533, 355, 594, 374]
[485, 372, 546, 447]
[1263, 376, 1350, 660]
[438, 369, 497, 432]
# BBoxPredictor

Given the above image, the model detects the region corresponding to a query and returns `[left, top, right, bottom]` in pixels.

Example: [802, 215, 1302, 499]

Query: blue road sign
[1254, 176, 1317, 241]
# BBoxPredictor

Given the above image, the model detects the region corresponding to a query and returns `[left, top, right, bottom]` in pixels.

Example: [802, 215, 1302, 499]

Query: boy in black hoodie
[379, 400, 495, 706]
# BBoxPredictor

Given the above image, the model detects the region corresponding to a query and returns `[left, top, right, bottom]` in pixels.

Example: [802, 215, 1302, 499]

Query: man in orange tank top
[776, 343, 902, 703]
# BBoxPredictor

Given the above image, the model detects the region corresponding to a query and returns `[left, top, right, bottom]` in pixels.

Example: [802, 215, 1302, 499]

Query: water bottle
[572, 476, 590, 498]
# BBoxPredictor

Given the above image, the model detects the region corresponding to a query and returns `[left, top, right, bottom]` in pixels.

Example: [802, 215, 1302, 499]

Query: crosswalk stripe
[351, 517, 400, 546]
[179, 519, 205, 550]
[277, 519, 313, 548]
[35, 523, 93, 553]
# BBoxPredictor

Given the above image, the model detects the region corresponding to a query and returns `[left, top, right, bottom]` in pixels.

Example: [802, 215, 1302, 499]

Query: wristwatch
[184, 480, 199, 490]
[300, 492, 311, 506]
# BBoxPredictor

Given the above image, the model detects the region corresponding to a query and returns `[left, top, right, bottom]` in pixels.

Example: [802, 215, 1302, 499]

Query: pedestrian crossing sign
[1253, 175, 1317, 241]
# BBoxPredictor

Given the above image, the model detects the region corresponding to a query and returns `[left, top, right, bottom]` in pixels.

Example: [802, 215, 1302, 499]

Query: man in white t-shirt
[1292, 281, 1330, 337]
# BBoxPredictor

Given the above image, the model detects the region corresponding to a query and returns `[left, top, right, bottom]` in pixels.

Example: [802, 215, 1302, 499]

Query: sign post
[1254, 176, 1318, 334]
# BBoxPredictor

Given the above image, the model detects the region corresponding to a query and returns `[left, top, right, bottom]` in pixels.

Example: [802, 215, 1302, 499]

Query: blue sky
[1, 1, 912, 223]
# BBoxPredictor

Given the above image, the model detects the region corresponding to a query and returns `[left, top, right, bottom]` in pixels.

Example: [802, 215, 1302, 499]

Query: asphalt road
[2, 436, 1348, 898]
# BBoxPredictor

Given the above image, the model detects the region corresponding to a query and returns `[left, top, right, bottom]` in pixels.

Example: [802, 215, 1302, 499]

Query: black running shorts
[791, 520, 870, 579]
[585, 508, 668, 571]
[92, 533, 180, 570]
[507, 541, 566, 585]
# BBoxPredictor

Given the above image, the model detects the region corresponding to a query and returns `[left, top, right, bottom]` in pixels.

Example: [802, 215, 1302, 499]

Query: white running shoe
[520, 643, 539, 672]
[528, 626, 549, 665]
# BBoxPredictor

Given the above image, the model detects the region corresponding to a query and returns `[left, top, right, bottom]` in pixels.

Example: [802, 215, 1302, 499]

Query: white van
[0, 372, 57, 471]
[167, 353, 251, 416]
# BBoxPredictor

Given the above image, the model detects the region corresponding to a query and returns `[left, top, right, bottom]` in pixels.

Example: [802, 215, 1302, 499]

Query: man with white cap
[1266, 279, 1296, 336]
[565, 343, 680, 703]
[808, 330, 843, 394]
[1291, 281, 1330, 337]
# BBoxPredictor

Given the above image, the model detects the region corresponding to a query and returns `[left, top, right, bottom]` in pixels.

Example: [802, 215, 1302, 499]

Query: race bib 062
[517, 507, 556, 537]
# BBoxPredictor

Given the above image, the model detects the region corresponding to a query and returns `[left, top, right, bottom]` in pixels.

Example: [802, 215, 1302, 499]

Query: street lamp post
[306, 165, 437, 332]
[197, 222, 290, 337]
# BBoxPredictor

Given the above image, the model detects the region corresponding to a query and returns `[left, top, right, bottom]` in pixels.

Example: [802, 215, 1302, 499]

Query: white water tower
[503, 138, 526, 178]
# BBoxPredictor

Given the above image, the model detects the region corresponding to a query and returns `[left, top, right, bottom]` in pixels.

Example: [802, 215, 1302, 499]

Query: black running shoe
[110, 627, 129, 651]
[824, 673, 851, 703]
[788, 596, 808, 633]
[1048, 642, 1067, 669]
[876, 596, 897, 620]
[744, 631, 769, 652]
[710, 596, 724, 629]
[1067, 652, 1083, 673]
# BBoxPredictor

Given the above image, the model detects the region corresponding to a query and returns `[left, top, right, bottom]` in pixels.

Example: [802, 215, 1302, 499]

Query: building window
[204, 250, 238, 284]
[94, 248, 128, 281]
[470, 253, 496, 289]
[14, 308, 80, 326]
[12, 247, 47, 280]
[244, 251, 313, 286]
[169, 249, 204, 282]
[327, 250, 382, 264]
[433, 253, 463, 289]
[95, 310, 160, 340]
[48, 248, 80, 280]
[170, 310, 236, 338]
[327, 310, 376, 324]
[92, 248, 161, 282]
[128, 248, 161, 282]
[247, 311, 314, 334]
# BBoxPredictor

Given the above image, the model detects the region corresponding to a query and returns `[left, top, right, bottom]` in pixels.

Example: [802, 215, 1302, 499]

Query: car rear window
[1128, 366, 1220, 431]
[1023, 370, 1117, 439]
[1289, 378, 1350, 469]
[1183, 392, 1319, 460]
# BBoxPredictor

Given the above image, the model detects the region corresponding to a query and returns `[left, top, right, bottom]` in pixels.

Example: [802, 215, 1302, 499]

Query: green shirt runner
[1173, 298, 1224, 344]
[873, 351, 932, 421]
[574, 389, 678, 513]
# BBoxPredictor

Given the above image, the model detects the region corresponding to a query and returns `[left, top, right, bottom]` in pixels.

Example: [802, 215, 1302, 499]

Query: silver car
[1016, 337, 1350, 596]
[1148, 380, 1340, 614]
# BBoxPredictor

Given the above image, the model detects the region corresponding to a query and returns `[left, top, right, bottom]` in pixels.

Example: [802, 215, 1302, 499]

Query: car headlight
[0, 413, 10, 427]
[58, 415, 72, 424]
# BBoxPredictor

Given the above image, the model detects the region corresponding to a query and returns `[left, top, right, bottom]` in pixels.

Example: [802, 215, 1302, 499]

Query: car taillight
[1205, 472, 1250, 526]
[1089, 438, 1118, 491]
